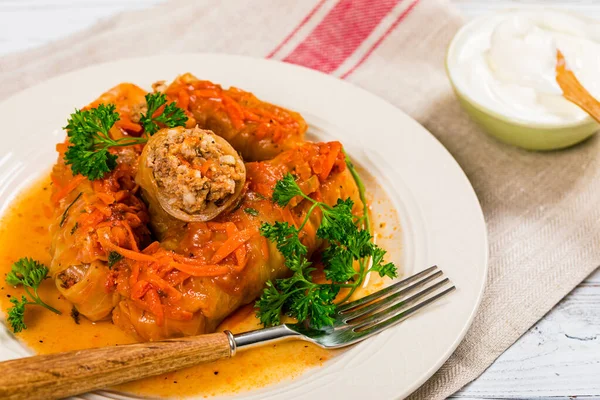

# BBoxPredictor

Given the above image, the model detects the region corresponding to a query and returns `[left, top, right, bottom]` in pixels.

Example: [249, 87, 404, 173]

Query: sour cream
[449, 10, 600, 125]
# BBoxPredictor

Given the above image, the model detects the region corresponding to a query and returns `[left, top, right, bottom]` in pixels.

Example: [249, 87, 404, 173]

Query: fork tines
[337, 265, 455, 338]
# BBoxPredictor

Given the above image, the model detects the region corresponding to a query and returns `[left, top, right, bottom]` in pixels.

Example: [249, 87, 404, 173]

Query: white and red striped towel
[1, 1, 600, 399]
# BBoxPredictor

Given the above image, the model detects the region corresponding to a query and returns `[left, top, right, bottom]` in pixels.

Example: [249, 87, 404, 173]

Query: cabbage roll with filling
[49, 83, 152, 321]
[112, 141, 359, 341]
[49, 152, 151, 321]
[137, 127, 246, 234]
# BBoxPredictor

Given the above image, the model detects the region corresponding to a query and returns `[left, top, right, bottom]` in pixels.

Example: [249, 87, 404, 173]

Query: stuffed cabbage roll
[159, 73, 306, 161]
[86, 82, 149, 135]
[49, 83, 152, 321]
[137, 127, 246, 232]
[48, 79, 358, 344]
[112, 141, 359, 341]
[49, 153, 151, 321]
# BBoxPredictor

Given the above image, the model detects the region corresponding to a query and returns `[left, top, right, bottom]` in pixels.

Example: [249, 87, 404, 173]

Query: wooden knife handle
[0, 332, 234, 400]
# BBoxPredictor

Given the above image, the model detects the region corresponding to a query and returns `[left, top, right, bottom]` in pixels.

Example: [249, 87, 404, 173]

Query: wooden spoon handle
[0, 331, 234, 400]
[556, 50, 600, 123]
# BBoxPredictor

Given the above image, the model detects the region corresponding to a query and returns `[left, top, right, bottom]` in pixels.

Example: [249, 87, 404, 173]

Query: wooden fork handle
[0, 331, 234, 400]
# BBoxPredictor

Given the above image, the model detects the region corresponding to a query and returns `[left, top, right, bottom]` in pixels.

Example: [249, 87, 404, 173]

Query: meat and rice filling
[146, 127, 244, 214]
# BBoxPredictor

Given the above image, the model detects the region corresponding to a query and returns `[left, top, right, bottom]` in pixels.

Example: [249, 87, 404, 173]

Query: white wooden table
[0, 1, 598, 398]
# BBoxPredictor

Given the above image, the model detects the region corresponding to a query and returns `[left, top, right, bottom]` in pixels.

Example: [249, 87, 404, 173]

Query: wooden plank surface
[453, 268, 600, 399]
[0, 0, 599, 398]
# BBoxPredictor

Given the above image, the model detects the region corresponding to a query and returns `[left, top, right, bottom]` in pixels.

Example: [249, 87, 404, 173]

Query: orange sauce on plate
[0, 172, 401, 398]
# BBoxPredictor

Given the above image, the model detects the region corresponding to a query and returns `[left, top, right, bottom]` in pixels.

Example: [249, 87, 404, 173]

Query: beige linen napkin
[1, 0, 599, 398]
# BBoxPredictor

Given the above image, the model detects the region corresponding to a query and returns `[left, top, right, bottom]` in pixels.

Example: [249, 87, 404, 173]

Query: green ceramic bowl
[445, 11, 599, 151]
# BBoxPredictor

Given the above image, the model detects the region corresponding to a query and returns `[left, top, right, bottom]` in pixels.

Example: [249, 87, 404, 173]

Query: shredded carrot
[199, 159, 213, 175]
[50, 174, 62, 189]
[211, 228, 257, 264]
[131, 280, 151, 299]
[92, 180, 104, 193]
[51, 175, 85, 204]
[255, 123, 269, 140]
[117, 221, 140, 252]
[204, 242, 222, 252]
[130, 261, 141, 287]
[142, 241, 161, 254]
[96, 192, 115, 205]
[114, 190, 127, 202]
[165, 270, 191, 286]
[207, 222, 233, 232]
[169, 261, 231, 277]
[110, 226, 129, 248]
[234, 245, 247, 271]
[146, 274, 182, 301]
[221, 94, 245, 129]
[177, 90, 190, 110]
[319, 142, 342, 181]
[154, 259, 174, 277]
[243, 110, 261, 122]
[255, 183, 272, 198]
[171, 253, 209, 266]
[312, 190, 323, 203]
[79, 209, 104, 228]
[225, 223, 237, 236]
[115, 117, 142, 133]
[249, 106, 291, 125]
[95, 203, 112, 217]
[145, 288, 165, 326]
[272, 125, 282, 143]
[193, 89, 222, 98]
[152, 104, 166, 119]
[260, 236, 270, 260]
[97, 231, 157, 263]
[125, 213, 142, 227]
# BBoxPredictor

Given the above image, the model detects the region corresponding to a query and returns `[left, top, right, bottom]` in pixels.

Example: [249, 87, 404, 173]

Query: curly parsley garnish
[140, 93, 188, 135]
[64, 94, 187, 180]
[256, 170, 397, 329]
[63, 104, 147, 180]
[5, 258, 61, 333]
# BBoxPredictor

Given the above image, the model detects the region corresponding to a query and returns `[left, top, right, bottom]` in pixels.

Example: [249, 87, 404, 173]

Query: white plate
[0, 54, 488, 400]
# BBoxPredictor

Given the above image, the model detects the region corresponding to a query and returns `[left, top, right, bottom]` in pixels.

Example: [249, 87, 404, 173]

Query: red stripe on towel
[340, 0, 420, 79]
[282, 0, 401, 73]
[266, 0, 328, 58]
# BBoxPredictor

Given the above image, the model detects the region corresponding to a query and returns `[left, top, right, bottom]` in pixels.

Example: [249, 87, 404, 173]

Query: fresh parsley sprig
[4, 258, 61, 333]
[140, 93, 188, 135]
[257, 171, 397, 329]
[64, 94, 187, 180]
[64, 104, 147, 180]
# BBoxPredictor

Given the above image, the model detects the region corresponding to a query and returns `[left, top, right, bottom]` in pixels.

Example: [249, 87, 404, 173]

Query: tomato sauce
[0, 171, 401, 398]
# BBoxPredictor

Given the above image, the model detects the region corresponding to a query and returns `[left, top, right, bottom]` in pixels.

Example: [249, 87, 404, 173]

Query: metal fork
[233, 265, 455, 351]
[0, 266, 455, 400]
